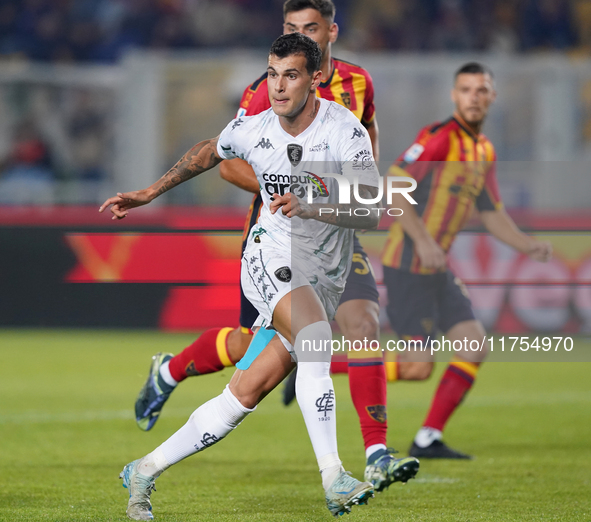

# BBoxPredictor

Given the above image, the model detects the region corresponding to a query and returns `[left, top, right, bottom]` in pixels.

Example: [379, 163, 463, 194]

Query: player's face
[267, 53, 321, 118]
[283, 8, 338, 58]
[452, 73, 496, 125]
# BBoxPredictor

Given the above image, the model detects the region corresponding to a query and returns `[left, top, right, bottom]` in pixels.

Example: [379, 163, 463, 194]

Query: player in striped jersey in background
[382, 62, 552, 459]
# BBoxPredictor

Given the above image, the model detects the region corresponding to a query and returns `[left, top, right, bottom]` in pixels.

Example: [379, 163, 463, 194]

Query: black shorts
[338, 235, 380, 306]
[383, 266, 475, 337]
[239, 197, 379, 328]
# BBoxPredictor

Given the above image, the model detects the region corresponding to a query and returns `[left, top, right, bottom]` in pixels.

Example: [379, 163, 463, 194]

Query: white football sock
[365, 443, 387, 461]
[139, 385, 254, 477]
[318, 453, 344, 491]
[294, 321, 342, 489]
[159, 360, 178, 388]
[414, 426, 442, 448]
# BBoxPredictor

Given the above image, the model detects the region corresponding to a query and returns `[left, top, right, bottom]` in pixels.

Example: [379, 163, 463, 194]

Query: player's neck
[453, 111, 484, 137]
[320, 53, 333, 83]
[279, 96, 320, 137]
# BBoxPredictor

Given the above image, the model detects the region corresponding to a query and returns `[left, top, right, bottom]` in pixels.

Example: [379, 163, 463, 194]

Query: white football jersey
[217, 98, 380, 287]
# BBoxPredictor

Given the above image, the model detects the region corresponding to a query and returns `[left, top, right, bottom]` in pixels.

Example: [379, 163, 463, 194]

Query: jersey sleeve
[361, 70, 376, 125]
[338, 120, 380, 188]
[476, 153, 503, 211]
[236, 73, 271, 118]
[388, 126, 445, 184]
[216, 118, 246, 161]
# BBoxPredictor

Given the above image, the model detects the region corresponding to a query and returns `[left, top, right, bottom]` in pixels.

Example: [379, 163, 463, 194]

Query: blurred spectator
[430, 0, 475, 51]
[0, 0, 582, 61]
[521, 0, 577, 50]
[486, 2, 520, 53]
[0, 119, 55, 204]
[67, 90, 108, 181]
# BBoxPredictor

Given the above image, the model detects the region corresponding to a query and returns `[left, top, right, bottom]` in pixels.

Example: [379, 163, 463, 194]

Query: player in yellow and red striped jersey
[237, 56, 375, 126]
[382, 116, 500, 275]
[382, 62, 552, 459]
[134, 0, 420, 494]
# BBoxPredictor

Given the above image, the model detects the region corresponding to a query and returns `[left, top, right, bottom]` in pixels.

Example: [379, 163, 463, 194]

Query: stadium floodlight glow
[306, 175, 418, 205]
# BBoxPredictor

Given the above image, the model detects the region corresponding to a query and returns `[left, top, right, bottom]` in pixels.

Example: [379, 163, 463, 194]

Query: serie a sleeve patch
[403, 143, 425, 163]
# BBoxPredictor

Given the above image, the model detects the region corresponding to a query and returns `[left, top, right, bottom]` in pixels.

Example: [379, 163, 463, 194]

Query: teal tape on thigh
[235, 327, 276, 370]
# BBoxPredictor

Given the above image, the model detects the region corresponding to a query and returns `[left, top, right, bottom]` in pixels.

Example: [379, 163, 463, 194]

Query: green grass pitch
[1, 329, 590, 521]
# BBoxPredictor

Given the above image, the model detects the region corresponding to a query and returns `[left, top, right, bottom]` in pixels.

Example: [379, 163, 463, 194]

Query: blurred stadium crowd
[0, 0, 586, 63]
[0, 0, 589, 203]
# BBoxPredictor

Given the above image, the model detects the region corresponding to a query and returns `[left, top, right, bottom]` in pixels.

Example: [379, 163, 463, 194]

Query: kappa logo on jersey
[287, 143, 302, 166]
[231, 118, 243, 131]
[199, 432, 219, 448]
[351, 127, 366, 140]
[255, 137, 274, 149]
[403, 143, 424, 163]
[315, 389, 335, 417]
[366, 405, 387, 423]
[352, 149, 373, 171]
[341, 92, 352, 109]
[274, 266, 291, 283]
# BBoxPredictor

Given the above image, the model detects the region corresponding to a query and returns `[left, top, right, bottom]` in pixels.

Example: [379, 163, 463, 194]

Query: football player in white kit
[100, 34, 384, 520]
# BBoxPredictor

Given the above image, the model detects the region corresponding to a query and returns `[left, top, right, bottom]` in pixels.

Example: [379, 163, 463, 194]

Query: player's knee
[228, 384, 259, 410]
[343, 310, 380, 343]
[237, 394, 258, 410]
[398, 361, 433, 381]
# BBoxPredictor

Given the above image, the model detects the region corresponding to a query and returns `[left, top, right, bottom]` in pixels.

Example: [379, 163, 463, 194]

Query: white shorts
[241, 226, 343, 327]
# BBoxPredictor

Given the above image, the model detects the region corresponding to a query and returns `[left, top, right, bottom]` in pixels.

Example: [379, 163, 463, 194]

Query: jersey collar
[318, 58, 335, 89]
[452, 112, 481, 142]
[275, 98, 329, 141]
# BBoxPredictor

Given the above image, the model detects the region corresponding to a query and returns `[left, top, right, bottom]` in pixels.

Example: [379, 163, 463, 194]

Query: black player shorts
[383, 265, 475, 337]
[338, 235, 380, 306]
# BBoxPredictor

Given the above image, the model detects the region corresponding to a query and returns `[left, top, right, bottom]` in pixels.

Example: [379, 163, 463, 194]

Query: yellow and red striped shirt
[382, 116, 502, 274]
[237, 57, 375, 124]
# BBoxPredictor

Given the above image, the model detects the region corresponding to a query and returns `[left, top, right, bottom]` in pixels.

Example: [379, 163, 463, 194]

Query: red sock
[423, 359, 479, 431]
[347, 355, 388, 448]
[330, 353, 348, 374]
[168, 327, 237, 382]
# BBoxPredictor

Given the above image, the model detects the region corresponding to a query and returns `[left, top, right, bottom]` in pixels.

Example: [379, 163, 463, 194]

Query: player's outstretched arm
[480, 208, 552, 262]
[269, 184, 381, 229]
[219, 158, 259, 194]
[99, 137, 223, 220]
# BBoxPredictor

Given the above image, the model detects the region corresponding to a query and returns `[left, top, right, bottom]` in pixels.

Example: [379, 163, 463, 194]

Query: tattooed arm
[99, 137, 222, 220]
[270, 184, 382, 229]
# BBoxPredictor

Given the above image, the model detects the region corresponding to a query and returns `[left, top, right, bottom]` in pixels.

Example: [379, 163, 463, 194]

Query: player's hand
[415, 237, 447, 270]
[269, 193, 314, 219]
[526, 240, 552, 262]
[98, 190, 153, 220]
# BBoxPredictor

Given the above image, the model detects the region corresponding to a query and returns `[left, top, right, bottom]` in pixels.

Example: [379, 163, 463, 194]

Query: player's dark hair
[269, 33, 322, 76]
[454, 62, 494, 80]
[283, 0, 335, 23]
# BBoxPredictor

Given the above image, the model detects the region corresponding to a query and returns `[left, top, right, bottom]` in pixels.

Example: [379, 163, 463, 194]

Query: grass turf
[0, 329, 590, 521]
